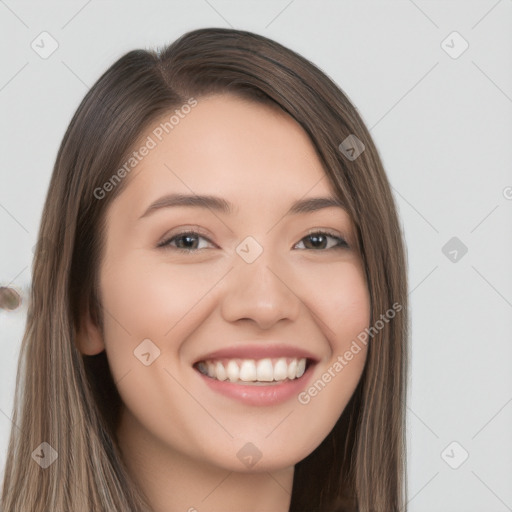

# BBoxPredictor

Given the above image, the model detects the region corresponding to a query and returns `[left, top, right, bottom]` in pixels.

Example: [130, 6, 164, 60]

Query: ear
[75, 296, 105, 356]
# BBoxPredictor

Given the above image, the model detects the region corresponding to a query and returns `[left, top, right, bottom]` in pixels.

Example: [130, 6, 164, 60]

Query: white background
[1, 1, 511, 510]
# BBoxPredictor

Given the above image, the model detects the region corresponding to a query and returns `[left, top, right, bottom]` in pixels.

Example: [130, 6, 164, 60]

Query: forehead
[111, 93, 337, 215]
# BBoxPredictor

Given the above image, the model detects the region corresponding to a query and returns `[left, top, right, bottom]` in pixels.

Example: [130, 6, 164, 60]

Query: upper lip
[193, 343, 320, 364]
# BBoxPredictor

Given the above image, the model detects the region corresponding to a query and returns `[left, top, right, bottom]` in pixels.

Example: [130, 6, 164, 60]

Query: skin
[77, 93, 370, 512]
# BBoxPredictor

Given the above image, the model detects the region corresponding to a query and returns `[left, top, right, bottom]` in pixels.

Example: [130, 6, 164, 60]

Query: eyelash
[157, 228, 349, 253]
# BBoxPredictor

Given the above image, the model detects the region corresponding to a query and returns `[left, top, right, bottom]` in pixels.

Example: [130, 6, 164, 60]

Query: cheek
[97, 257, 226, 441]
[297, 258, 370, 349]
[100, 256, 219, 338]
[291, 261, 369, 447]
[100, 254, 370, 372]
[98, 255, 230, 386]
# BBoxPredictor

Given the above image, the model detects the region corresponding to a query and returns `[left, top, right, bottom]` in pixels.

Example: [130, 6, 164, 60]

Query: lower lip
[195, 363, 315, 406]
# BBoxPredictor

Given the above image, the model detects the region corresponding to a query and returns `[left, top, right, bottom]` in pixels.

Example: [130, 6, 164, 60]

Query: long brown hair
[1, 28, 408, 511]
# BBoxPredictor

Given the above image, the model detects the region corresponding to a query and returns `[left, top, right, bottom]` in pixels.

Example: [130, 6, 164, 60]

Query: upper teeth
[196, 357, 307, 383]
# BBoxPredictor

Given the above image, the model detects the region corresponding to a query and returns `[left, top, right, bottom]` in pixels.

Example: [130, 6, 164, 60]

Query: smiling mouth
[193, 357, 315, 386]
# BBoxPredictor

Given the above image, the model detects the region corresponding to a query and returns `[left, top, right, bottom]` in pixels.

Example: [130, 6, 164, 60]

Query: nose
[219, 250, 302, 330]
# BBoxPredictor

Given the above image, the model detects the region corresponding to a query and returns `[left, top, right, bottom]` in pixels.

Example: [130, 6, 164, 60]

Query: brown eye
[158, 231, 215, 252]
[295, 231, 349, 251]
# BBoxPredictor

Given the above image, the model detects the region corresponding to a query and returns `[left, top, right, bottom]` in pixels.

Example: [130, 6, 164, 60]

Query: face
[80, 93, 370, 474]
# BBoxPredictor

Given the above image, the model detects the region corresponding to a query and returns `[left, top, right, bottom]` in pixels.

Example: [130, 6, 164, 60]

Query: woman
[1, 28, 408, 511]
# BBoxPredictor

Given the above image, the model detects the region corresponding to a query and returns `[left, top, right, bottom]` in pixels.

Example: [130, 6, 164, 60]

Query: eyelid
[304, 227, 346, 240]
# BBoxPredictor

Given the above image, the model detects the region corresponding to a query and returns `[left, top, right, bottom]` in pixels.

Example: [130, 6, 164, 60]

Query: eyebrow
[138, 193, 345, 219]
